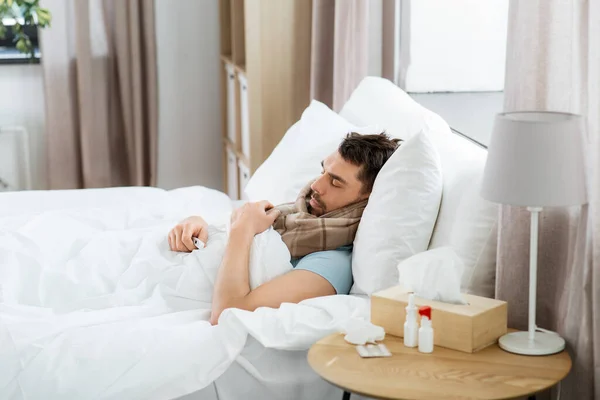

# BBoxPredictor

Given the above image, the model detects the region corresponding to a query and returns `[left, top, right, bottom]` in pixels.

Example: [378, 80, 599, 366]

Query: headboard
[339, 77, 498, 297]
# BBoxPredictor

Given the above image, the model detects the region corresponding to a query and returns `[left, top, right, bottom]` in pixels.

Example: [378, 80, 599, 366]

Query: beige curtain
[497, 0, 599, 398]
[310, 0, 369, 112]
[40, 0, 158, 189]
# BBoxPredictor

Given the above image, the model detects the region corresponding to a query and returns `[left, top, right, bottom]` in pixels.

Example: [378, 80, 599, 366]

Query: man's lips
[309, 197, 320, 209]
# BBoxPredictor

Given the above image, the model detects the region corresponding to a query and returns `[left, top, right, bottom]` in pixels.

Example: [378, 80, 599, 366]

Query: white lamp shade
[481, 111, 587, 207]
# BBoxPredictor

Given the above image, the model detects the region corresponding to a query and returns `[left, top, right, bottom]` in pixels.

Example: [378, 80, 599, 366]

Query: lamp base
[499, 331, 565, 356]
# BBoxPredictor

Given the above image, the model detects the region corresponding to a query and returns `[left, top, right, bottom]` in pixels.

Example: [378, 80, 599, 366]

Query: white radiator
[0, 126, 32, 191]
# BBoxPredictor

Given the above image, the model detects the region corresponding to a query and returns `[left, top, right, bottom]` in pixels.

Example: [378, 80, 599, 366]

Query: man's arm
[209, 225, 254, 321]
[209, 202, 336, 325]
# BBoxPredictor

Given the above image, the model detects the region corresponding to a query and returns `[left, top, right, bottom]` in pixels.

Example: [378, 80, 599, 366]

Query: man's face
[307, 151, 370, 216]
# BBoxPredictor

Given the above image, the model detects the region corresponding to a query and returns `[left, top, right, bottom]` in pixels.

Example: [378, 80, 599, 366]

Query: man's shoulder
[291, 245, 354, 295]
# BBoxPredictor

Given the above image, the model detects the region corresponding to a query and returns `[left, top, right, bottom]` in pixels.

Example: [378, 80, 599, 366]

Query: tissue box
[371, 286, 507, 353]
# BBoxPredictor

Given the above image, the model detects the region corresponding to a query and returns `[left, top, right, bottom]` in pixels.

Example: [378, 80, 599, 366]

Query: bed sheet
[179, 337, 342, 400]
[0, 186, 371, 400]
[0, 186, 233, 224]
[180, 335, 377, 400]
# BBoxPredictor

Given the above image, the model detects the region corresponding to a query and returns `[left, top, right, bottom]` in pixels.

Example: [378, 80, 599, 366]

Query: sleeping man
[168, 133, 401, 324]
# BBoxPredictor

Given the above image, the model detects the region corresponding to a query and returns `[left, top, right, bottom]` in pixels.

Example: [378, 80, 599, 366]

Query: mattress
[0, 186, 369, 400]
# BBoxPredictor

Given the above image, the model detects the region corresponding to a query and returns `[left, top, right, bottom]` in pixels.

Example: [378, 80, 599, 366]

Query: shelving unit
[219, 0, 312, 200]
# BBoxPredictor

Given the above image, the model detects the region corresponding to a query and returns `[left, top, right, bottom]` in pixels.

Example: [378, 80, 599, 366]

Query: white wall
[154, 0, 223, 191]
[0, 1, 223, 192]
[400, 0, 508, 93]
[0, 65, 46, 190]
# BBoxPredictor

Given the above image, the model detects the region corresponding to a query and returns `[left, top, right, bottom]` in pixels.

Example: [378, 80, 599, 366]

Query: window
[395, 0, 509, 147]
[0, 16, 41, 64]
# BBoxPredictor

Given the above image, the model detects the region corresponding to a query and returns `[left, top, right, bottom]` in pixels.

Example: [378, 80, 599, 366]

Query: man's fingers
[198, 226, 209, 245]
[182, 226, 196, 252]
[257, 200, 275, 211]
[168, 231, 175, 251]
[268, 209, 282, 223]
[174, 229, 189, 253]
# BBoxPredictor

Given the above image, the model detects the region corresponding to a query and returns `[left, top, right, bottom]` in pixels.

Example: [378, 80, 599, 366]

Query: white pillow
[244, 100, 380, 205]
[339, 77, 445, 142]
[351, 131, 443, 295]
[339, 77, 497, 298]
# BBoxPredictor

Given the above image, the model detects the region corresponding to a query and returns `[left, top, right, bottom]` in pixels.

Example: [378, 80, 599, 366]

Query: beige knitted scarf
[272, 181, 368, 258]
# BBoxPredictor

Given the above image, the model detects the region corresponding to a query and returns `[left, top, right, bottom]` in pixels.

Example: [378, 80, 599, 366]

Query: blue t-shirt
[290, 245, 353, 295]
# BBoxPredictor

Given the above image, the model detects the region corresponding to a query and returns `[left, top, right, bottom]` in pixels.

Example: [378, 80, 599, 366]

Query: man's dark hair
[338, 132, 402, 194]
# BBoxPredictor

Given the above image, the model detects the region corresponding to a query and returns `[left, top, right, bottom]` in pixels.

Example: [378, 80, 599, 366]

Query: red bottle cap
[418, 306, 431, 320]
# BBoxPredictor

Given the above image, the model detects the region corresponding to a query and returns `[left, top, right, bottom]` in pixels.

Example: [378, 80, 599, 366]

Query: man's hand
[230, 201, 281, 237]
[168, 216, 209, 252]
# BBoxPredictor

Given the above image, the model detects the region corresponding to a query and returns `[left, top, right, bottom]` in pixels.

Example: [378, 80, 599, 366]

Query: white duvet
[0, 186, 368, 400]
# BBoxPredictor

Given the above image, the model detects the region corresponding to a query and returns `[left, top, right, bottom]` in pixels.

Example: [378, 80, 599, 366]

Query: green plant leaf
[1, 0, 51, 57]
[36, 7, 50, 26]
[15, 37, 27, 52]
[0, 2, 14, 19]
[21, 6, 33, 24]
[15, 32, 33, 57]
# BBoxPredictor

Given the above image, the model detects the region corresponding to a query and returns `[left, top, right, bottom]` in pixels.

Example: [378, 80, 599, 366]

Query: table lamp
[481, 111, 587, 356]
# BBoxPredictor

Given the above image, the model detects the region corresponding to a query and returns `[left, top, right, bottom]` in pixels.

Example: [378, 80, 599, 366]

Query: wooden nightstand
[308, 333, 571, 400]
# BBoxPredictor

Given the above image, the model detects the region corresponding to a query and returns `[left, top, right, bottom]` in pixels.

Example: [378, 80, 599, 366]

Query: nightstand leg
[342, 390, 351, 400]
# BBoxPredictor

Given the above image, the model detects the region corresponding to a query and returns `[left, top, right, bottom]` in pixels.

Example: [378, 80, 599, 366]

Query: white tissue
[341, 318, 385, 345]
[397, 247, 467, 305]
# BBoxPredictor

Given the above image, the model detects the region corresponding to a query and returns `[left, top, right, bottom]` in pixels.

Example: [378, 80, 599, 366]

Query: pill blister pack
[356, 343, 392, 358]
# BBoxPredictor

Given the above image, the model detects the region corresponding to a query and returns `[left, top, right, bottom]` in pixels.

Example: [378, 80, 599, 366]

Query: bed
[0, 78, 498, 400]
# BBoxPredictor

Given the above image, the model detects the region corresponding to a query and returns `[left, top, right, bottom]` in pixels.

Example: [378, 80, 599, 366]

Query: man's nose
[311, 175, 326, 195]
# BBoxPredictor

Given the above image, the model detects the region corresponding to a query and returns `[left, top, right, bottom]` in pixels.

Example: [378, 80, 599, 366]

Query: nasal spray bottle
[403, 293, 418, 348]
[418, 306, 434, 353]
